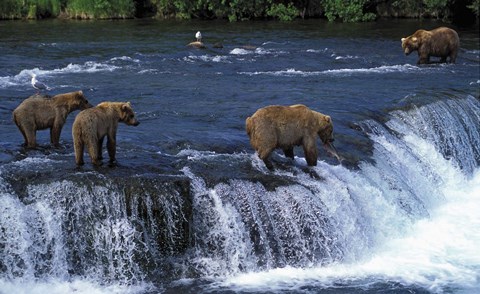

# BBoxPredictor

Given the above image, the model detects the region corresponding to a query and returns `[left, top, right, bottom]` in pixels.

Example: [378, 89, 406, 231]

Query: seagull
[195, 31, 202, 42]
[31, 74, 51, 93]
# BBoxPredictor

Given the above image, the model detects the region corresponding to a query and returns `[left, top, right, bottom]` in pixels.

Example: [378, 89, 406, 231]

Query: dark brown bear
[72, 102, 140, 166]
[13, 91, 92, 148]
[245, 104, 338, 169]
[401, 27, 459, 64]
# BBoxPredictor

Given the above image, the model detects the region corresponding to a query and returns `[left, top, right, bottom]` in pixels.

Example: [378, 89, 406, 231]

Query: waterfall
[1, 95, 479, 292]
[183, 95, 479, 275]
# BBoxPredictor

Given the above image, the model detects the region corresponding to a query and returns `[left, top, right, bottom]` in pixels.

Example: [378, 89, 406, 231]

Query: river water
[0, 19, 479, 293]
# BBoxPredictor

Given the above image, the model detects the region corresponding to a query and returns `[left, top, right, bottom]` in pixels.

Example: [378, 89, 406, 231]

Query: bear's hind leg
[74, 139, 85, 166]
[24, 128, 37, 149]
[15, 123, 29, 147]
[87, 138, 102, 166]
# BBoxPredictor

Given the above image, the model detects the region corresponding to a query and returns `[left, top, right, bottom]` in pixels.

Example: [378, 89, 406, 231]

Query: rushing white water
[216, 154, 480, 293]
[0, 60, 124, 89]
[181, 96, 480, 292]
[238, 64, 444, 77]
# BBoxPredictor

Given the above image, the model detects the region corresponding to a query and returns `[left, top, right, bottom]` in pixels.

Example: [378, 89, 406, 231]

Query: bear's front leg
[107, 135, 116, 164]
[449, 50, 457, 63]
[302, 137, 318, 166]
[50, 121, 63, 147]
[97, 137, 104, 160]
[417, 53, 430, 65]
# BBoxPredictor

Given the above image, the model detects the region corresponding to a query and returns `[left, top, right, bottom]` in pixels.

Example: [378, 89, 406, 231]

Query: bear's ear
[324, 115, 331, 123]
[121, 103, 131, 112]
[401, 38, 405, 42]
[411, 37, 417, 42]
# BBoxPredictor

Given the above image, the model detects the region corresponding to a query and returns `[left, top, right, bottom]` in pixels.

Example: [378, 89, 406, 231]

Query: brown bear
[12, 91, 92, 148]
[245, 104, 338, 169]
[401, 27, 459, 64]
[72, 101, 140, 166]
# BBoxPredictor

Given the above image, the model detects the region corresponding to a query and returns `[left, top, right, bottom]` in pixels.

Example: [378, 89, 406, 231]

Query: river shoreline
[0, 0, 478, 25]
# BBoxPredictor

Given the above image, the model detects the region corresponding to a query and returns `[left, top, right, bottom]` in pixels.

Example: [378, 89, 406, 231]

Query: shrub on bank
[0, 0, 478, 22]
[1, 0, 61, 19]
[66, 0, 134, 19]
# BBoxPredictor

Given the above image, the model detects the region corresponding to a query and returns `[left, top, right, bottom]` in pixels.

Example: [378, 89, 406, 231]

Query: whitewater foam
[209, 97, 480, 293]
[220, 168, 480, 292]
[0, 279, 154, 294]
[0, 61, 120, 89]
[183, 55, 231, 63]
[238, 64, 426, 77]
[229, 47, 286, 56]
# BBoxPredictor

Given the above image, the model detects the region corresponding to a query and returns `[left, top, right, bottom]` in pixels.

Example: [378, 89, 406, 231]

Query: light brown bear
[245, 104, 338, 169]
[401, 27, 459, 64]
[12, 91, 92, 148]
[72, 101, 140, 166]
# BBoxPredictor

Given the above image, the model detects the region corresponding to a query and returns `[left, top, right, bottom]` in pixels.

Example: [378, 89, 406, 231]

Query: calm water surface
[0, 19, 479, 294]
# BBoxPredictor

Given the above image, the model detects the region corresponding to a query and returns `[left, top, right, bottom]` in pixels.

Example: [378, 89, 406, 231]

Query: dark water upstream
[0, 19, 479, 293]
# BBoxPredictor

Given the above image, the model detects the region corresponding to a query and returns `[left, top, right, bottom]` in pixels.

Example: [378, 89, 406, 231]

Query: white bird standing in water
[195, 31, 202, 42]
[31, 74, 51, 93]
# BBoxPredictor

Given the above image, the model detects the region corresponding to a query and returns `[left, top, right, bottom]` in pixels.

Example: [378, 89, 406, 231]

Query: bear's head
[317, 114, 334, 144]
[401, 36, 419, 55]
[317, 114, 342, 162]
[120, 102, 140, 126]
[73, 90, 93, 110]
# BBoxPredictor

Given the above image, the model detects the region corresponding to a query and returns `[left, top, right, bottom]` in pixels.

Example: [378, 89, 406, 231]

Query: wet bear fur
[13, 91, 92, 148]
[72, 102, 140, 166]
[245, 104, 334, 169]
[401, 27, 459, 64]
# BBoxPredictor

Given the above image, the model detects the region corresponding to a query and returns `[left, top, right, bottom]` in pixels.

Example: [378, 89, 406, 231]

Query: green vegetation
[66, 0, 134, 19]
[0, 0, 61, 19]
[468, 0, 480, 16]
[0, 0, 478, 22]
[266, 3, 299, 21]
[323, 0, 375, 22]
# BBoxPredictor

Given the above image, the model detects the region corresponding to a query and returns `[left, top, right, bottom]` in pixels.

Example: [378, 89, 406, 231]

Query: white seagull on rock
[31, 74, 51, 93]
[195, 31, 202, 42]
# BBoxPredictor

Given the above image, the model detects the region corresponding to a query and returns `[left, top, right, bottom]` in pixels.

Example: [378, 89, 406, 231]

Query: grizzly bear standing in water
[13, 91, 92, 148]
[246, 104, 338, 169]
[401, 27, 459, 64]
[72, 102, 140, 166]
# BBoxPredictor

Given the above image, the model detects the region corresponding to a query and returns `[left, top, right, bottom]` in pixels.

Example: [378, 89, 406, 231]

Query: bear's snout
[83, 102, 94, 109]
[128, 119, 140, 126]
